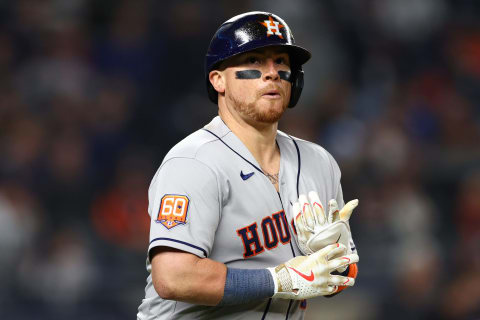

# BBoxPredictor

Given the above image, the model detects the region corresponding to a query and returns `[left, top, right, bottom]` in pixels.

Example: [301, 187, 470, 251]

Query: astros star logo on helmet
[260, 16, 284, 38]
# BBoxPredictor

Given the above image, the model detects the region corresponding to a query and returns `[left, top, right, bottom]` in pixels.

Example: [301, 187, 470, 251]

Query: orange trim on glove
[336, 263, 358, 293]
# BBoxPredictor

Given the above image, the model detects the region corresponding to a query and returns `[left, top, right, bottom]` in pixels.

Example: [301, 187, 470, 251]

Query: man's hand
[293, 192, 358, 271]
[267, 243, 358, 299]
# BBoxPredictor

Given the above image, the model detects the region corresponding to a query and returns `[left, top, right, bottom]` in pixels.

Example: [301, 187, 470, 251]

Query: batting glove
[267, 243, 358, 299]
[293, 191, 358, 272]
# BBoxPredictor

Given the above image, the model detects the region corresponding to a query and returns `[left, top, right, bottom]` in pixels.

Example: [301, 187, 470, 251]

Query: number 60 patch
[156, 194, 189, 229]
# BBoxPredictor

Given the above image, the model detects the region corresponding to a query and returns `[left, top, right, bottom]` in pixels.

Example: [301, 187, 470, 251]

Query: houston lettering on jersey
[236, 210, 291, 258]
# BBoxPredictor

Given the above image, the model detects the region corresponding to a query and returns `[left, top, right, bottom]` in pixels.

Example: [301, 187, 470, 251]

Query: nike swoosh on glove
[267, 243, 358, 299]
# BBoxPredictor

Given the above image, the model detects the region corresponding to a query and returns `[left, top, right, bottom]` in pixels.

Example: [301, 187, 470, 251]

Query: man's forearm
[150, 244, 357, 306]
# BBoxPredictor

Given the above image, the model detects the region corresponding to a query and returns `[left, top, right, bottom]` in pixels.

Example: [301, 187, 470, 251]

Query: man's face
[217, 47, 292, 124]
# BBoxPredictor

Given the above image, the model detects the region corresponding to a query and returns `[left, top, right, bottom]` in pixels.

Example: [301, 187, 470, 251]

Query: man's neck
[218, 108, 279, 168]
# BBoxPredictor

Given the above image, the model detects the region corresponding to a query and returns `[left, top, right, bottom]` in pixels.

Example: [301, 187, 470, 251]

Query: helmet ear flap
[288, 69, 304, 108]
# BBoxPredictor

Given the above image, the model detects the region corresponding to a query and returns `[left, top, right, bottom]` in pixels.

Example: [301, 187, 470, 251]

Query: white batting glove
[267, 243, 358, 299]
[293, 192, 358, 272]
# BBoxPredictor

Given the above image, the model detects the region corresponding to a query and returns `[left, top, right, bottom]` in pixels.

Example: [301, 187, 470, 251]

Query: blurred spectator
[0, 182, 43, 300]
[380, 239, 443, 320]
[1, 116, 47, 183]
[39, 127, 92, 226]
[17, 228, 97, 314]
[439, 269, 480, 320]
[94, 1, 158, 86]
[455, 171, 480, 250]
[91, 153, 151, 252]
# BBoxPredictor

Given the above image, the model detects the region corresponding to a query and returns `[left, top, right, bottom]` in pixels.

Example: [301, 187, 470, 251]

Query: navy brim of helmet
[207, 42, 311, 72]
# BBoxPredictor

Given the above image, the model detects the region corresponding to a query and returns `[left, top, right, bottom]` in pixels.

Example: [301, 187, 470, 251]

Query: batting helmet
[205, 11, 311, 108]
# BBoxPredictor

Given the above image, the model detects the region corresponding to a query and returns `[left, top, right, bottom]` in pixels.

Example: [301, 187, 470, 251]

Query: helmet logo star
[260, 16, 284, 38]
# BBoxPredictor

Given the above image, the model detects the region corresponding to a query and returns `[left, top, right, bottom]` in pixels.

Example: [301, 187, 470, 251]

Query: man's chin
[254, 110, 284, 123]
[254, 103, 287, 123]
[231, 97, 288, 125]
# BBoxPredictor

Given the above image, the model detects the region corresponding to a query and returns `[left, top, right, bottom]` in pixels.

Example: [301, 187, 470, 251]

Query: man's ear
[209, 70, 225, 94]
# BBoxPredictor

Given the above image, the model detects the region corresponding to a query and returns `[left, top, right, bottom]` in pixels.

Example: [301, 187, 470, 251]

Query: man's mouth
[262, 90, 281, 98]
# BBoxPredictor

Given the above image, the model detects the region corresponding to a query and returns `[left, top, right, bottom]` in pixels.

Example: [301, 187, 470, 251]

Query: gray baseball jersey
[137, 116, 344, 320]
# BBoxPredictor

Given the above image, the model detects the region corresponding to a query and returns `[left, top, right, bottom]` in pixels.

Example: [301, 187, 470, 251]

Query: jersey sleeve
[147, 157, 221, 259]
[327, 153, 358, 256]
[325, 150, 345, 208]
[335, 183, 345, 209]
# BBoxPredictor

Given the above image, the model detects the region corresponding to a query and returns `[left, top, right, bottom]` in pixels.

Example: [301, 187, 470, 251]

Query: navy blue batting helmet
[205, 11, 311, 108]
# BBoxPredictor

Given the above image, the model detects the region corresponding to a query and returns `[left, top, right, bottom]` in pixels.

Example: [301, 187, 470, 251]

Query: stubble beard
[229, 93, 288, 124]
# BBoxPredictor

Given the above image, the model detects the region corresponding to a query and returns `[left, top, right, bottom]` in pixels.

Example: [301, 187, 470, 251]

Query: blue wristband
[218, 268, 275, 306]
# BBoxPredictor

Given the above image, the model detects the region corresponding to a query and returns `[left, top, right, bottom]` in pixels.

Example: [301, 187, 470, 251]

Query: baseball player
[137, 11, 359, 320]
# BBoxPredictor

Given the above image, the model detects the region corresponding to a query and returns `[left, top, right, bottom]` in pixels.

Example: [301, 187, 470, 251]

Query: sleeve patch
[156, 194, 189, 229]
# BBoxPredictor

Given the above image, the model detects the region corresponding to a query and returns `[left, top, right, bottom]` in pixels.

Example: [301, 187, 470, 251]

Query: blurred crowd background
[0, 0, 479, 319]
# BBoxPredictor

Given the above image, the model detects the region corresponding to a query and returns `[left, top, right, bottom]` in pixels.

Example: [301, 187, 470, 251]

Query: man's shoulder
[163, 129, 219, 163]
[162, 116, 228, 164]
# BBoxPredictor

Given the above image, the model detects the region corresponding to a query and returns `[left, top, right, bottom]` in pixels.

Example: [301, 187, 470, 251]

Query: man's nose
[262, 59, 280, 81]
